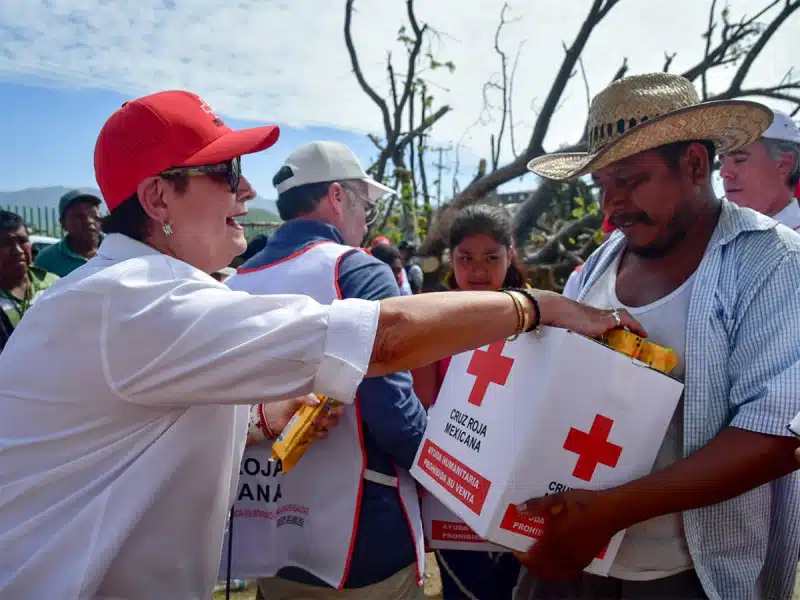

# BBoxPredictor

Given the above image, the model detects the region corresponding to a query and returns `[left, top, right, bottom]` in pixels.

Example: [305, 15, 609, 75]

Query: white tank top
[581, 251, 696, 581]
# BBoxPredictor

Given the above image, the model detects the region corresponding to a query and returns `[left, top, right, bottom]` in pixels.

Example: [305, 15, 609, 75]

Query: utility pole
[430, 145, 450, 209]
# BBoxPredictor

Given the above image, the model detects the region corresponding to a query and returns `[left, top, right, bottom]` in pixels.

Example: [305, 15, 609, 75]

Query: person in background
[227, 140, 429, 600]
[398, 240, 424, 294]
[561, 214, 616, 298]
[413, 204, 525, 600]
[372, 236, 414, 295]
[238, 232, 269, 264]
[515, 73, 800, 600]
[720, 109, 800, 230]
[370, 243, 405, 289]
[0, 210, 58, 349]
[34, 189, 102, 276]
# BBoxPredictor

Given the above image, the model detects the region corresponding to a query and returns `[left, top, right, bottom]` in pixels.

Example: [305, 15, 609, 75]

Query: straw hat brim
[527, 100, 773, 181]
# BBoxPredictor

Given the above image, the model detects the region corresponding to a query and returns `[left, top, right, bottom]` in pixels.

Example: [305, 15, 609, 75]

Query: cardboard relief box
[410, 327, 684, 575]
[421, 491, 505, 552]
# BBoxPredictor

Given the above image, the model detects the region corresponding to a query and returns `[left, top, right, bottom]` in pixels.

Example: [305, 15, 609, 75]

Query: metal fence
[4, 204, 280, 242]
[3, 205, 63, 238]
[242, 221, 281, 242]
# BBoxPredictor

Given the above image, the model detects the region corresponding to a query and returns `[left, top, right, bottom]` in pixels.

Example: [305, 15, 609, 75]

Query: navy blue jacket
[239, 220, 427, 588]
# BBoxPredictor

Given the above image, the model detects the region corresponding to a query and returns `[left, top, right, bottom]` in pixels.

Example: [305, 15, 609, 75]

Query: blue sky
[0, 0, 795, 203]
[0, 80, 398, 201]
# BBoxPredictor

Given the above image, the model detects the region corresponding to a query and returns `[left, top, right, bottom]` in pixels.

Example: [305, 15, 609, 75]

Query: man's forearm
[607, 427, 799, 530]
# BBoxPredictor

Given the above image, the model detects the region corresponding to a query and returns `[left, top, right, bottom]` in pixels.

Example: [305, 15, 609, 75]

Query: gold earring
[162, 223, 173, 236]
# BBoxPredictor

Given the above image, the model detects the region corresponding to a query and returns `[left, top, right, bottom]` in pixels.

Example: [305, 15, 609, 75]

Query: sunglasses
[343, 183, 378, 226]
[160, 156, 241, 193]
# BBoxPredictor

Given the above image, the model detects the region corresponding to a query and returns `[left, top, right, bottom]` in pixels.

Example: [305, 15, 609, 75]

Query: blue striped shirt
[572, 201, 800, 599]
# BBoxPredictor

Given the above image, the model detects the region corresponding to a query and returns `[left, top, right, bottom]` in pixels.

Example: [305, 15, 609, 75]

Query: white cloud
[0, 0, 796, 174]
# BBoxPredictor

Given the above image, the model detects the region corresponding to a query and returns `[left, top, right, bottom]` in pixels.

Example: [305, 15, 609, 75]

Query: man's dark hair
[655, 140, 716, 172]
[370, 244, 402, 266]
[0, 210, 24, 234]
[101, 174, 189, 242]
[272, 165, 333, 221]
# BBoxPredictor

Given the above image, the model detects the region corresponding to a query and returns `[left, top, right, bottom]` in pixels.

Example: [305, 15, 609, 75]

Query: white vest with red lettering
[219, 241, 425, 589]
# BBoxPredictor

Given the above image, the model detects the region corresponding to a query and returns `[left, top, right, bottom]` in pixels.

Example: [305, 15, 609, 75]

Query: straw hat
[527, 73, 773, 181]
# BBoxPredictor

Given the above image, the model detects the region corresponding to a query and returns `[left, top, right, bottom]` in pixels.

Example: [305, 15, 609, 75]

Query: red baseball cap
[94, 90, 280, 211]
[371, 236, 391, 248]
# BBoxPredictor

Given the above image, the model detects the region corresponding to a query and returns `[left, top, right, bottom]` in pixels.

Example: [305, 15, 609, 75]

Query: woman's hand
[246, 394, 346, 446]
[537, 291, 646, 339]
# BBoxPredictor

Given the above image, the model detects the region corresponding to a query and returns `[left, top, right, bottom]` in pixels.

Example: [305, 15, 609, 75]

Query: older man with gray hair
[721, 109, 800, 230]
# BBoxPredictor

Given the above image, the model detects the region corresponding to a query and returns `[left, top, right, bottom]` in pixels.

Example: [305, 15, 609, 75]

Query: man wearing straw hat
[514, 73, 800, 600]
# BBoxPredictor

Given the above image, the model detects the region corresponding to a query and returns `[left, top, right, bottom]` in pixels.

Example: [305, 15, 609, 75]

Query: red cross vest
[219, 241, 425, 588]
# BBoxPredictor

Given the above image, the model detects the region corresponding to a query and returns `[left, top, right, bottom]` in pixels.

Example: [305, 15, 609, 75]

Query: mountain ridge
[0, 186, 280, 218]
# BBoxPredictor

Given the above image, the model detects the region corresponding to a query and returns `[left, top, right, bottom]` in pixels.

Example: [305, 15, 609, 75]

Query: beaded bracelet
[501, 287, 542, 336]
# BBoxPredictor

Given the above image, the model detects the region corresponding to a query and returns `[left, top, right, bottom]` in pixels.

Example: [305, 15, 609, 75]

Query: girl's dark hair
[446, 204, 527, 289]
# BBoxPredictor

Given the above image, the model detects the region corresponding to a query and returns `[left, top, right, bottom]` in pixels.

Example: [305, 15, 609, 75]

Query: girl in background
[414, 204, 526, 600]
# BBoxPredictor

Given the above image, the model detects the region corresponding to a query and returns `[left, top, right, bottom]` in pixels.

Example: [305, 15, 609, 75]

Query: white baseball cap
[275, 141, 396, 202]
[762, 110, 800, 144]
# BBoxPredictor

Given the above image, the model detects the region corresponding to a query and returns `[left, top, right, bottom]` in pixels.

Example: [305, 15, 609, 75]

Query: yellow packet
[637, 342, 679, 374]
[601, 329, 643, 359]
[598, 329, 678, 375]
[271, 395, 342, 473]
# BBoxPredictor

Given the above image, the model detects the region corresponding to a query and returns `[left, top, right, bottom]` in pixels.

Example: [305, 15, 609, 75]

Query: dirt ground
[211, 553, 445, 599]
[212, 557, 800, 599]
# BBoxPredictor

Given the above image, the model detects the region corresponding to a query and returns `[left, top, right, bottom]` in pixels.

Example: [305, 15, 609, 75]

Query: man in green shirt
[0, 211, 59, 349]
[34, 189, 102, 277]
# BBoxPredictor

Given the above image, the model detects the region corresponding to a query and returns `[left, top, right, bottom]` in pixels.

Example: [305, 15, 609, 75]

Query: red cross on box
[466, 341, 514, 407]
[563, 414, 622, 482]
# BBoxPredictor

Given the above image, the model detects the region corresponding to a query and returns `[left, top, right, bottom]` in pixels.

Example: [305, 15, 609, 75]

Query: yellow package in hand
[601, 329, 644, 359]
[637, 342, 679, 374]
[271, 395, 341, 473]
[599, 329, 678, 375]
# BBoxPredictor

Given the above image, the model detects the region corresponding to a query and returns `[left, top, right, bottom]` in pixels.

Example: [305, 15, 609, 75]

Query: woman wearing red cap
[0, 91, 642, 600]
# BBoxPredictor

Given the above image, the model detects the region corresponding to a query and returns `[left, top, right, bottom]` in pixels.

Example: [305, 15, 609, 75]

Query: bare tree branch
[663, 52, 676, 72]
[487, 3, 519, 171]
[512, 179, 560, 248]
[527, 213, 602, 266]
[344, 0, 392, 161]
[700, 0, 718, 100]
[449, 0, 619, 206]
[578, 55, 591, 111]
[680, 1, 781, 83]
[420, 0, 621, 256]
[387, 57, 400, 113]
[348, 0, 452, 187]
[395, 105, 451, 156]
[612, 57, 629, 81]
[508, 41, 525, 158]
[727, 0, 799, 94]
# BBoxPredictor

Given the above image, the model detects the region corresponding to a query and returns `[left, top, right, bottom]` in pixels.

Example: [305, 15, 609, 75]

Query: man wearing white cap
[223, 141, 428, 599]
[720, 109, 800, 229]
